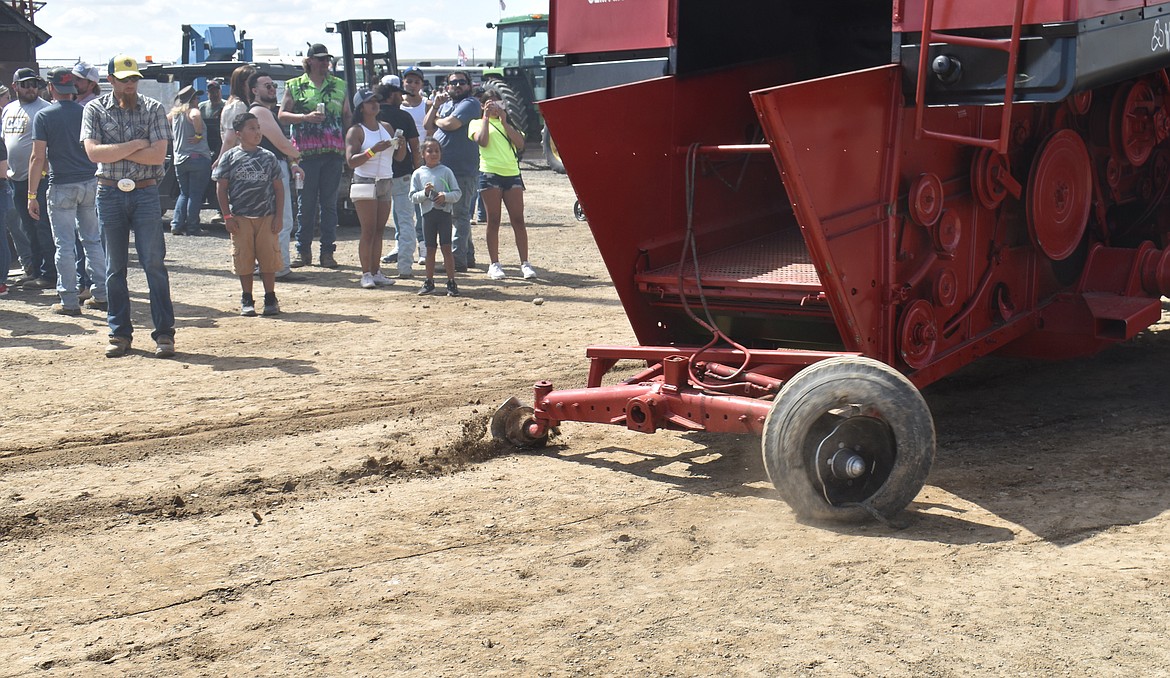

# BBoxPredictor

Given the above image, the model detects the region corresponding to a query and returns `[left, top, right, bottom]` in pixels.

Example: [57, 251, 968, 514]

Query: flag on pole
[458, 45, 467, 66]
[499, 0, 506, 10]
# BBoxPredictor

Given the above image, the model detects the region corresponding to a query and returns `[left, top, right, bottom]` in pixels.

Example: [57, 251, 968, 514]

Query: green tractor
[484, 14, 564, 173]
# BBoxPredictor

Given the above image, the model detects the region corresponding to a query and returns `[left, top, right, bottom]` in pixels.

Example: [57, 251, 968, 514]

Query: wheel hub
[827, 448, 869, 479]
[812, 414, 896, 505]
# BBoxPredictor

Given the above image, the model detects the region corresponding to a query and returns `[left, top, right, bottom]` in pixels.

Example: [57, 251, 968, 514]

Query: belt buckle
[117, 178, 136, 192]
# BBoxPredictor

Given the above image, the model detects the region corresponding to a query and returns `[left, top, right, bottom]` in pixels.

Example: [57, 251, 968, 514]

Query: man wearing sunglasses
[280, 42, 351, 269]
[81, 54, 176, 359]
[423, 71, 481, 271]
[2, 68, 53, 289]
[249, 71, 303, 277]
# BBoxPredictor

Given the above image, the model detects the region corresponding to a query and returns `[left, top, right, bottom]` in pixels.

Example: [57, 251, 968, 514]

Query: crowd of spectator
[2, 48, 540, 358]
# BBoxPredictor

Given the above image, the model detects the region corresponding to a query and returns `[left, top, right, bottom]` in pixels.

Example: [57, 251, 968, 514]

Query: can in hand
[316, 102, 325, 115]
[295, 172, 304, 190]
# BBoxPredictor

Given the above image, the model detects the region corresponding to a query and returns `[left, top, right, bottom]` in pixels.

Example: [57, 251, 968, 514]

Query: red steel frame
[529, 0, 1170, 443]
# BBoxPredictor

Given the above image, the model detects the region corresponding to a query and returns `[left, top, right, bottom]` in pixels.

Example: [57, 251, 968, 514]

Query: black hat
[47, 67, 78, 93]
[206, 78, 222, 89]
[176, 84, 203, 103]
[307, 43, 332, 59]
[13, 67, 40, 84]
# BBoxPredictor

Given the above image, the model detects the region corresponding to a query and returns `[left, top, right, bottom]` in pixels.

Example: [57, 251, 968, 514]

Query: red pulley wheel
[898, 299, 938, 370]
[1027, 129, 1092, 261]
[910, 173, 944, 227]
[1112, 80, 1157, 167]
[971, 149, 1011, 210]
[934, 210, 961, 256]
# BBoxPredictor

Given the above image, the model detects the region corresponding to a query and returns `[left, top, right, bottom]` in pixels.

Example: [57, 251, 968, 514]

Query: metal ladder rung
[928, 32, 1014, 52]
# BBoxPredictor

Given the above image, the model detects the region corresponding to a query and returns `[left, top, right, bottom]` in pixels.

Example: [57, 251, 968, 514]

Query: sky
[32, 0, 549, 68]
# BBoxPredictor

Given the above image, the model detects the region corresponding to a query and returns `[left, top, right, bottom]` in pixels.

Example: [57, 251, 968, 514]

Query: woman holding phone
[469, 86, 536, 281]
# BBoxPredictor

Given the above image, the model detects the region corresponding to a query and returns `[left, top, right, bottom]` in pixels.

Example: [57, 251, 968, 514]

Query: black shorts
[423, 209, 453, 248]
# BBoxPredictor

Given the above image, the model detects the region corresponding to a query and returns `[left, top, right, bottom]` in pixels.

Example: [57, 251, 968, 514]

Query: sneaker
[241, 295, 257, 317]
[446, 279, 459, 297]
[171, 228, 186, 236]
[78, 287, 93, 302]
[16, 266, 37, 285]
[154, 335, 176, 358]
[417, 256, 426, 266]
[24, 277, 54, 290]
[291, 252, 310, 268]
[262, 294, 280, 316]
[521, 261, 537, 280]
[370, 271, 396, 286]
[51, 302, 82, 316]
[487, 262, 506, 280]
[319, 252, 339, 268]
[105, 335, 131, 358]
[0, 284, 7, 297]
[360, 272, 376, 289]
[381, 250, 399, 264]
[418, 279, 436, 295]
[84, 297, 108, 311]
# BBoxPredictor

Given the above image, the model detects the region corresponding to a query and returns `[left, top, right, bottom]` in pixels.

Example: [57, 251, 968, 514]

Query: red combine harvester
[492, 0, 1170, 523]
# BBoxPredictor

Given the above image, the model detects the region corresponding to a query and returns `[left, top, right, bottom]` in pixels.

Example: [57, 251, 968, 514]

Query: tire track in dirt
[0, 410, 522, 541]
[1, 481, 707, 638]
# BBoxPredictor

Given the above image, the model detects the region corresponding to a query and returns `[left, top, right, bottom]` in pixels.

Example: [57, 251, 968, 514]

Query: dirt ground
[3, 163, 1170, 677]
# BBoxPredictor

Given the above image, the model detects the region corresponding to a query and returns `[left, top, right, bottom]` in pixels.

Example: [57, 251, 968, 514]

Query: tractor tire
[761, 356, 935, 524]
[487, 79, 531, 150]
[543, 125, 566, 174]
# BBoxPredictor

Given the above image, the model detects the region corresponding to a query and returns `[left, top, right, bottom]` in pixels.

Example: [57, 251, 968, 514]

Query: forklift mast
[331, 19, 402, 105]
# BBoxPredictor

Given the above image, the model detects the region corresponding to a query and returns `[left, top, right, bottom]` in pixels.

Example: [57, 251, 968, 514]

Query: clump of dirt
[338, 414, 511, 484]
[338, 456, 405, 482]
[441, 414, 509, 466]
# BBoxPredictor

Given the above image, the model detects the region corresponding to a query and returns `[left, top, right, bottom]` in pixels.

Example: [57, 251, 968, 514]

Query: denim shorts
[478, 172, 525, 192]
[351, 176, 394, 201]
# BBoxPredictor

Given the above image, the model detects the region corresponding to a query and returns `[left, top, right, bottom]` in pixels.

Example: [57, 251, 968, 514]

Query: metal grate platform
[638, 230, 822, 292]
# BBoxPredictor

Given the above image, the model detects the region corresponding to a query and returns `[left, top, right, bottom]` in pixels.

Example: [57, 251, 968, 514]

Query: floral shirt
[284, 73, 346, 157]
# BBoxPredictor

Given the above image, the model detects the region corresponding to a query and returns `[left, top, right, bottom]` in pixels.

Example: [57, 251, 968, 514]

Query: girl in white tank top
[354, 123, 395, 179]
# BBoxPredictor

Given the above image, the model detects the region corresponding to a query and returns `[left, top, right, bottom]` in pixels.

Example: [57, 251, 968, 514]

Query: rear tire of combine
[761, 356, 935, 524]
[543, 125, 566, 174]
[487, 79, 530, 151]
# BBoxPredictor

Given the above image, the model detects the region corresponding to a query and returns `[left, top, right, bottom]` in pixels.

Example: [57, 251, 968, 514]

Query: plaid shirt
[80, 93, 171, 182]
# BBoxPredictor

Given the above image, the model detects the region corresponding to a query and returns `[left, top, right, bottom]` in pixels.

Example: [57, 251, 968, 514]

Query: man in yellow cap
[80, 54, 177, 358]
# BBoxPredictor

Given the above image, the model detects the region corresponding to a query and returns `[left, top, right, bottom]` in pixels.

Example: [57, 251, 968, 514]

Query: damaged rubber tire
[762, 356, 935, 523]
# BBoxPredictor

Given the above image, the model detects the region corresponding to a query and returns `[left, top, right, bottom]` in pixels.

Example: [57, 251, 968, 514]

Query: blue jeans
[0, 181, 10, 284]
[451, 172, 477, 269]
[172, 155, 213, 233]
[13, 178, 55, 280]
[277, 162, 295, 272]
[474, 191, 486, 221]
[48, 180, 107, 308]
[97, 184, 175, 342]
[390, 175, 416, 276]
[414, 204, 426, 263]
[295, 152, 343, 256]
